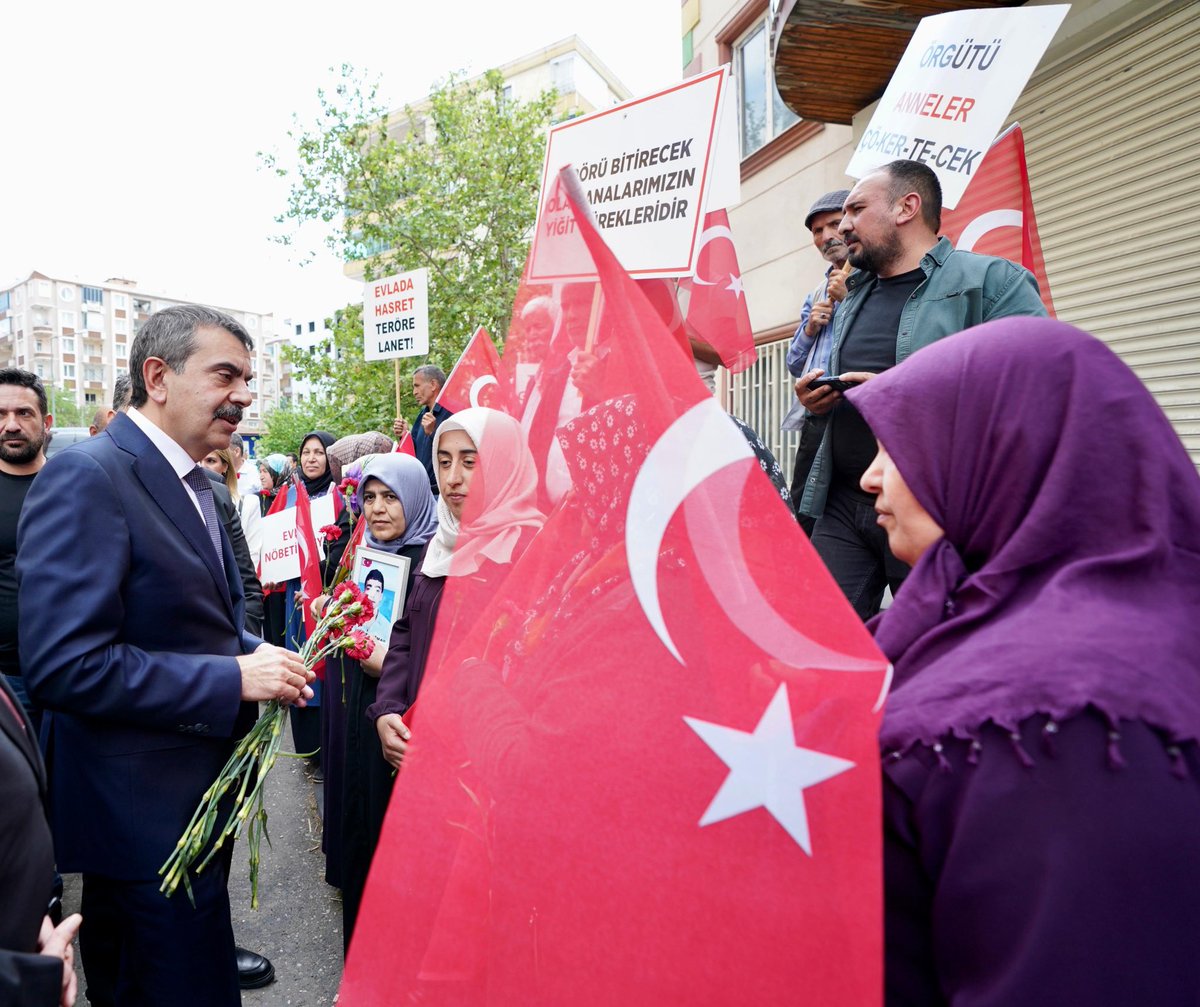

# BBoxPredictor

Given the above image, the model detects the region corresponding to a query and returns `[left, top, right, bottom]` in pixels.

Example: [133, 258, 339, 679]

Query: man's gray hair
[413, 364, 446, 389]
[112, 373, 132, 412]
[521, 295, 561, 324]
[129, 304, 253, 408]
[229, 432, 244, 455]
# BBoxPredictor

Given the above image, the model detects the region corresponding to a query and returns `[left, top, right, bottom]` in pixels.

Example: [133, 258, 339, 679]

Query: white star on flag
[724, 273, 744, 298]
[684, 683, 854, 855]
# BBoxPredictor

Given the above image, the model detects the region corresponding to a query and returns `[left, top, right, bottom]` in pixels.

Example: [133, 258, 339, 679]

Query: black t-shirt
[0, 470, 39, 677]
[831, 268, 926, 489]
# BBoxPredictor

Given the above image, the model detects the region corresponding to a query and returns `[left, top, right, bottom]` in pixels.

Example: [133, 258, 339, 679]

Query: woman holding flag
[355, 409, 544, 954]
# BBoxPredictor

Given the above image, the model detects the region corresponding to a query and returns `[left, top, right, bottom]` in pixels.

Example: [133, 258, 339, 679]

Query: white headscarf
[420, 408, 544, 578]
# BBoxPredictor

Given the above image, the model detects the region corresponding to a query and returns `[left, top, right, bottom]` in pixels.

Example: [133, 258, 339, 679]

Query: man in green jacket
[795, 159, 1047, 619]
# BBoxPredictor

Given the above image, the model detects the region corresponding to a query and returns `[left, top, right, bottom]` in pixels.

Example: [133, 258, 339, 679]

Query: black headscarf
[299, 431, 338, 498]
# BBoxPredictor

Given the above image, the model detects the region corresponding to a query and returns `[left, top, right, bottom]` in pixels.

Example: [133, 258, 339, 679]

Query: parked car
[44, 427, 92, 458]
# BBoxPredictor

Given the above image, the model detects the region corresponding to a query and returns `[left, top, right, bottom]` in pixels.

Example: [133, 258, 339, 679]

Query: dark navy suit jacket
[16, 412, 261, 880]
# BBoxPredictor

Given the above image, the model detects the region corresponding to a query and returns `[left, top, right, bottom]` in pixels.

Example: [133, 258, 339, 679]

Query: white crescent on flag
[468, 374, 498, 407]
[691, 224, 734, 287]
[626, 399, 881, 671]
[956, 208, 1023, 252]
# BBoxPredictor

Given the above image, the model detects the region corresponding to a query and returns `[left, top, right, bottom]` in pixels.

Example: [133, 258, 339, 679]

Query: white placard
[258, 492, 339, 578]
[846, 5, 1069, 208]
[363, 268, 429, 360]
[529, 68, 729, 282]
[309, 491, 337, 561]
[258, 509, 300, 583]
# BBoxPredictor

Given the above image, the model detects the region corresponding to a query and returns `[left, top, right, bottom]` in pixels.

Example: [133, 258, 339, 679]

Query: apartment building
[0, 271, 285, 436]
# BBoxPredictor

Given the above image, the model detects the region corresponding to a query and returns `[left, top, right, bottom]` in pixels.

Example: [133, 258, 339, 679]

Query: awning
[772, 0, 1024, 125]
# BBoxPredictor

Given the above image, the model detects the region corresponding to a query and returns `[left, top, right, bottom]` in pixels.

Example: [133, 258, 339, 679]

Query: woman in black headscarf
[284, 432, 350, 773]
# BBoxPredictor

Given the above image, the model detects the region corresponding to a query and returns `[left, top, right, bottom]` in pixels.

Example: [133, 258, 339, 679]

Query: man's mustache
[214, 405, 244, 424]
[823, 238, 847, 253]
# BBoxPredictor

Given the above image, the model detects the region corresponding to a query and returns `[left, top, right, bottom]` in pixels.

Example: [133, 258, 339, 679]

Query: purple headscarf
[355, 453, 438, 554]
[847, 317, 1200, 754]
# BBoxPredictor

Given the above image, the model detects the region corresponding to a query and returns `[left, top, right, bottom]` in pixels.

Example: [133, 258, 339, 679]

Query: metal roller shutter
[1011, 3, 1200, 463]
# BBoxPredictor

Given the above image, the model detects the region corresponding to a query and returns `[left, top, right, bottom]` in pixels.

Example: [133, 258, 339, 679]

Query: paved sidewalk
[63, 736, 344, 1005]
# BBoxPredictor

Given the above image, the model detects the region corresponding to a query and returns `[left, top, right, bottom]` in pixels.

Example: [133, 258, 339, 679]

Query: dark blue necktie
[183, 466, 226, 575]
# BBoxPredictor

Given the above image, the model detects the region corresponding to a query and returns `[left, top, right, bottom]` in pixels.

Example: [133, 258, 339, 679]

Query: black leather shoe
[236, 947, 275, 990]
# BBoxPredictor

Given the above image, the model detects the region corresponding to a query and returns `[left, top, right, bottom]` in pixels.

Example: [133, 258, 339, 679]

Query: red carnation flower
[344, 628, 375, 662]
[320, 524, 343, 542]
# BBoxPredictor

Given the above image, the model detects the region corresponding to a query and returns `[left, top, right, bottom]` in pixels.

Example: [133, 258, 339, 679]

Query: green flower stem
[161, 587, 372, 905]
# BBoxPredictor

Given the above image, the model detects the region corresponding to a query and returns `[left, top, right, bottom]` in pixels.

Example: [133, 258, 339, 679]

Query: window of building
[735, 20, 799, 157]
[57, 285, 73, 301]
[295, 323, 302, 336]
[308, 321, 316, 333]
[113, 293, 127, 309]
[114, 315, 128, 333]
[550, 55, 575, 95]
[35, 363, 47, 378]
[14, 289, 22, 306]
[82, 286, 103, 304]
[85, 392, 98, 405]
[63, 364, 76, 379]
[38, 281, 52, 298]
[133, 297, 152, 314]
[83, 310, 104, 332]
[85, 366, 102, 382]
[35, 340, 45, 353]
[0, 318, 10, 335]
[0, 291, 9, 312]
[62, 337, 75, 353]
[60, 310, 76, 328]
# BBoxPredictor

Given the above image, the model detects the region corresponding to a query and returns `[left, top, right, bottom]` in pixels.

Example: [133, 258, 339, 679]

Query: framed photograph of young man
[351, 547, 412, 646]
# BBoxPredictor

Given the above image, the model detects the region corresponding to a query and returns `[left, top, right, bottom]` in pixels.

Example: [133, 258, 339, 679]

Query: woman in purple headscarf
[336, 452, 438, 947]
[847, 317, 1200, 1005]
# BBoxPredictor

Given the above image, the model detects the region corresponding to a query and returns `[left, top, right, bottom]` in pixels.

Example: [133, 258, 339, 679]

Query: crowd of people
[1, 158, 1198, 1006]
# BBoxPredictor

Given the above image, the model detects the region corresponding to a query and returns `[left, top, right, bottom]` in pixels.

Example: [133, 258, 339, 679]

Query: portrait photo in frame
[351, 547, 412, 647]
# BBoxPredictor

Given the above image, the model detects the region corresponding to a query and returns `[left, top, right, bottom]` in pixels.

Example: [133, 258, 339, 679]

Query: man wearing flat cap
[782, 188, 853, 532]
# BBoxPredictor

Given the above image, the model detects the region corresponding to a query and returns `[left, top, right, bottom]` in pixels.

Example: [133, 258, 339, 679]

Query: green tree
[46, 387, 87, 427]
[263, 65, 555, 422]
[256, 398, 352, 459]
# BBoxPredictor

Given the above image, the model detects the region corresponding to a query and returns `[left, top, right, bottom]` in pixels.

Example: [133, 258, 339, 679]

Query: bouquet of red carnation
[160, 582, 376, 907]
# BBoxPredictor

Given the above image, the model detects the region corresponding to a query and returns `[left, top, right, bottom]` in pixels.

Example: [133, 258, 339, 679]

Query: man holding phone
[793, 160, 1046, 619]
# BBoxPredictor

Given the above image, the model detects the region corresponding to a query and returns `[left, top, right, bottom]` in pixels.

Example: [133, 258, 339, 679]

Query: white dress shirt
[126, 407, 207, 523]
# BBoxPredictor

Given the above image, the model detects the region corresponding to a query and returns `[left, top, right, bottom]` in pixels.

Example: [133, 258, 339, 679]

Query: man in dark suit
[0, 673, 80, 1007]
[17, 304, 313, 1007]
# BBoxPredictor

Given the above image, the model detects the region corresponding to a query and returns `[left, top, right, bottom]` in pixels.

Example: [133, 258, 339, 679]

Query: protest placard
[258, 491, 338, 578]
[259, 509, 300, 583]
[363, 268, 429, 361]
[529, 67, 729, 282]
[845, 5, 1069, 208]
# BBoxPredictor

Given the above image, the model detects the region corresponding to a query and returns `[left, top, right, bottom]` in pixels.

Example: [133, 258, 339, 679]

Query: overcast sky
[0, 0, 679, 324]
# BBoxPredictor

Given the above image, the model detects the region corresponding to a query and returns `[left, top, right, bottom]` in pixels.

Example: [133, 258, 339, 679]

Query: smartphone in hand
[807, 376, 859, 393]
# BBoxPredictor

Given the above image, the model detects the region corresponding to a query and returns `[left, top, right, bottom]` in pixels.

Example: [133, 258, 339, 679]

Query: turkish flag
[678, 208, 758, 373]
[292, 479, 325, 648]
[437, 325, 511, 415]
[940, 124, 1056, 315]
[341, 170, 888, 1005]
[395, 327, 510, 455]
